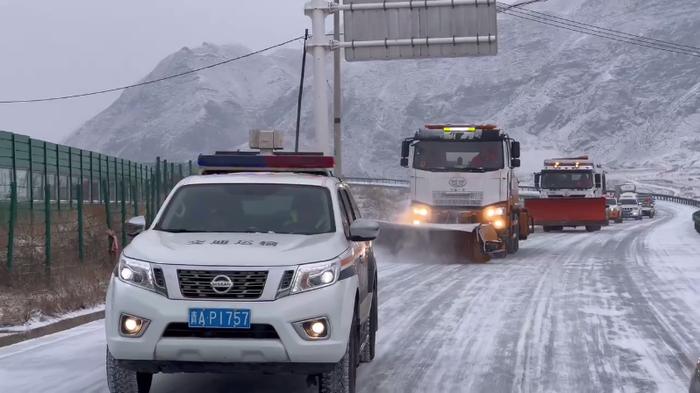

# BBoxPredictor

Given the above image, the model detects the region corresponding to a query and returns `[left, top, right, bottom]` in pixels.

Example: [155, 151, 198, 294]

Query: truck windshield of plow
[412, 140, 504, 172]
[541, 170, 594, 189]
[156, 184, 335, 235]
[619, 199, 638, 205]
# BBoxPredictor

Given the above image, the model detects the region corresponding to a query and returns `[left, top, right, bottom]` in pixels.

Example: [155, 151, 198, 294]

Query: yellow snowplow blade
[375, 221, 503, 263]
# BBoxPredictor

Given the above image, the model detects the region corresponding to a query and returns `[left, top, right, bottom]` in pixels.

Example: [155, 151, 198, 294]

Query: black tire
[506, 224, 520, 254]
[690, 366, 700, 393]
[543, 226, 553, 233]
[319, 309, 358, 393]
[636, 216, 642, 221]
[360, 284, 378, 363]
[615, 218, 623, 224]
[585, 225, 601, 232]
[106, 348, 153, 393]
[695, 223, 700, 234]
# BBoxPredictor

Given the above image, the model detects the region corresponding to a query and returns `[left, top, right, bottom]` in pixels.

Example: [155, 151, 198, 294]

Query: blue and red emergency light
[197, 152, 335, 171]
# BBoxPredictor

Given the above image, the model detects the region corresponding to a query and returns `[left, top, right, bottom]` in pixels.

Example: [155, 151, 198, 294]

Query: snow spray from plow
[374, 222, 501, 264]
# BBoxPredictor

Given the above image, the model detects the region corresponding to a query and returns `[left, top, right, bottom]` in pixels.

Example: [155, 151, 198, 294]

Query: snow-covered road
[1, 202, 699, 393]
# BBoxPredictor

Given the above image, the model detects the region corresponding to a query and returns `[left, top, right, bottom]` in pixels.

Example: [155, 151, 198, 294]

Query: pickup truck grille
[432, 191, 483, 207]
[177, 270, 268, 299]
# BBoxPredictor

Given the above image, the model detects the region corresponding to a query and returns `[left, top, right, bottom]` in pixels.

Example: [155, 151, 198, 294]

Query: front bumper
[106, 275, 357, 366]
[621, 210, 641, 218]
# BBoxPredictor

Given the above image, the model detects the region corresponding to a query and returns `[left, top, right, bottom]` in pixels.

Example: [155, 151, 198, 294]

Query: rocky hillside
[66, 0, 700, 196]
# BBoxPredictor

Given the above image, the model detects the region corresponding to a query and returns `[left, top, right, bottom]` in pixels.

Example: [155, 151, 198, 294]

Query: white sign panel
[343, 0, 498, 62]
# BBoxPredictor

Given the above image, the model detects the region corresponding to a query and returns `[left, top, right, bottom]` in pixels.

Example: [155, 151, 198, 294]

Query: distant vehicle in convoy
[640, 195, 656, 218]
[526, 156, 608, 232]
[393, 124, 531, 261]
[606, 198, 623, 224]
[617, 182, 637, 195]
[619, 193, 643, 220]
[105, 131, 380, 393]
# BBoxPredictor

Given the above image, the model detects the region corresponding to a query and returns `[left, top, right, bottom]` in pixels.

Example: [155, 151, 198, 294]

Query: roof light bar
[197, 153, 335, 170]
[424, 124, 498, 130]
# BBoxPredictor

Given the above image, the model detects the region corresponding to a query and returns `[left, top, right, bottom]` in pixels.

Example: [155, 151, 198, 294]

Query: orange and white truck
[526, 156, 608, 232]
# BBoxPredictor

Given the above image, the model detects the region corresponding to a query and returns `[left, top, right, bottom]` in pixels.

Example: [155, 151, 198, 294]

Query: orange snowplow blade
[524, 197, 607, 227]
[375, 222, 502, 263]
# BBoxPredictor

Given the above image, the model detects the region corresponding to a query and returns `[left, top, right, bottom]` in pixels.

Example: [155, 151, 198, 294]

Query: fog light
[119, 314, 150, 337]
[412, 220, 422, 226]
[310, 321, 326, 335]
[294, 317, 330, 340]
[493, 219, 506, 230]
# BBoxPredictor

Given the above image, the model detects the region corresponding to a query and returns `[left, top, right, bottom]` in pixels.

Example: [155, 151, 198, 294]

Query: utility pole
[333, 2, 342, 175]
[304, 0, 332, 156]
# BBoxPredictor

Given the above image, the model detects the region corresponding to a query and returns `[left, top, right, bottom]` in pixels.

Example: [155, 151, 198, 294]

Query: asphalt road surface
[1, 202, 698, 393]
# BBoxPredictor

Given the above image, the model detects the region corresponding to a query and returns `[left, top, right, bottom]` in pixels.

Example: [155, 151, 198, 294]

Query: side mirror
[400, 140, 411, 168]
[595, 174, 602, 189]
[349, 219, 380, 241]
[126, 216, 146, 238]
[511, 158, 521, 168]
[511, 141, 521, 159]
[534, 173, 541, 190]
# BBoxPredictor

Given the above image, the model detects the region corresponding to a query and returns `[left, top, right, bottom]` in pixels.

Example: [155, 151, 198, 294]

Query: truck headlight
[484, 206, 506, 219]
[291, 260, 341, 294]
[118, 256, 157, 293]
[412, 204, 431, 217]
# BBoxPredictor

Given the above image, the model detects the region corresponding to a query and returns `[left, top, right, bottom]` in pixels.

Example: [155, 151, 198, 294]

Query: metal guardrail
[345, 177, 700, 234]
[639, 192, 700, 208]
[343, 177, 410, 188]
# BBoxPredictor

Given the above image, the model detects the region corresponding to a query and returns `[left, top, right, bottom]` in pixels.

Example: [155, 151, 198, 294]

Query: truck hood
[412, 170, 505, 207]
[124, 230, 348, 267]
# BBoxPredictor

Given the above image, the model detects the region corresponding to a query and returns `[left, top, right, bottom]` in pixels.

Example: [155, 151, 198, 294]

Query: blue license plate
[188, 308, 251, 329]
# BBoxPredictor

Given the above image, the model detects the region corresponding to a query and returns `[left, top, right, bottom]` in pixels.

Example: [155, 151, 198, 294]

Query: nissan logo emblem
[210, 274, 234, 294]
[449, 177, 467, 188]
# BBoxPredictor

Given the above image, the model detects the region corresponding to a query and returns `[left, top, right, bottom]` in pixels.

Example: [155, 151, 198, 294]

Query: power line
[0, 35, 305, 105]
[498, 2, 700, 53]
[497, 4, 700, 57]
[501, 8, 700, 58]
[499, 0, 548, 11]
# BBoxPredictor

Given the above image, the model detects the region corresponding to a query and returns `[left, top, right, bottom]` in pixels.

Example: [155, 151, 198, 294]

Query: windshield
[606, 199, 617, 206]
[540, 170, 594, 189]
[619, 199, 638, 205]
[156, 184, 335, 235]
[412, 140, 504, 172]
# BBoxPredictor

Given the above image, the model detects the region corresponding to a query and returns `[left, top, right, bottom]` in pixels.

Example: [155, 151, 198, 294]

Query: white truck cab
[106, 132, 379, 393]
[535, 157, 606, 199]
[399, 124, 530, 256]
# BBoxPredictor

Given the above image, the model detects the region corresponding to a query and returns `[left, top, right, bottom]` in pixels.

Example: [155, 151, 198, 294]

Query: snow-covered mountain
[66, 0, 700, 196]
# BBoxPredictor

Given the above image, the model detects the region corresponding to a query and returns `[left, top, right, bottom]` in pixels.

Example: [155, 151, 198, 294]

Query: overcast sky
[0, 0, 310, 142]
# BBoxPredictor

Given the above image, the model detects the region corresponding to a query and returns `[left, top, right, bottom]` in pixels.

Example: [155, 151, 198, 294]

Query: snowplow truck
[379, 124, 532, 263]
[526, 156, 607, 232]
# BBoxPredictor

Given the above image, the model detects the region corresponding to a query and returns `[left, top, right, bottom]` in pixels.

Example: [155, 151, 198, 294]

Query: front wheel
[319, 311, 358, 393]
[506, 224, 520, 254]
[106, 349, 152, 393]
[360, 284, 378, 363]
[585, 225, 602, 232]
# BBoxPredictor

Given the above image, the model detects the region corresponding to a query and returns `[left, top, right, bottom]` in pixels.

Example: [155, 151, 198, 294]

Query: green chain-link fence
[0, 130, 196, 279]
